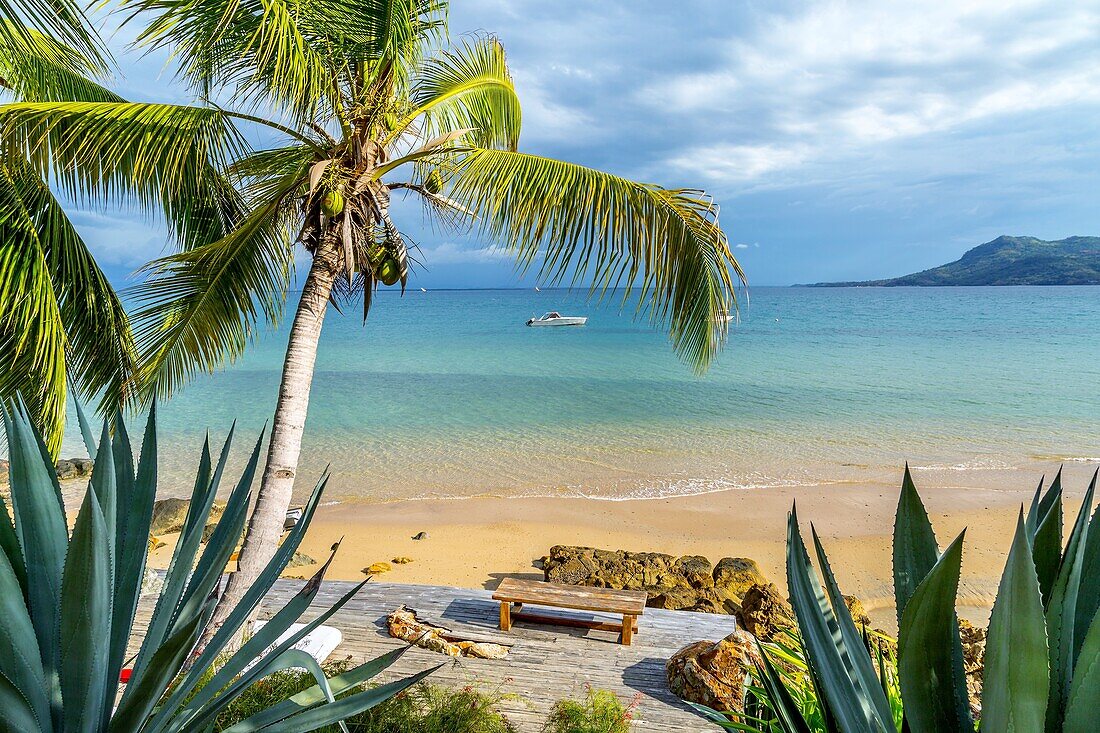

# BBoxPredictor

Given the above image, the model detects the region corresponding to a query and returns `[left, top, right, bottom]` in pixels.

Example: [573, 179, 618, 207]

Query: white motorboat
[526, 311, 587, 327]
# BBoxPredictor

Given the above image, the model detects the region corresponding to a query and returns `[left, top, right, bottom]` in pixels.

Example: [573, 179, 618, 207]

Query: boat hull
[526, 317, 588, 327]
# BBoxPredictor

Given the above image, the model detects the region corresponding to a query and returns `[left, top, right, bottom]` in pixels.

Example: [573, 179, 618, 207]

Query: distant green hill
[809, 236, 1100, 286]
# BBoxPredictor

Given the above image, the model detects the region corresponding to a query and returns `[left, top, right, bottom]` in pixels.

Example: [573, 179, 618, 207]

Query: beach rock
[364, 562, 392, 575]
[959, 618, 986, 717]
[150, 498, 226, 536]
[387, 606, 508, 659]
[666, 629, 761, 714]
[543, 545, 769, 614]
[392, 556, 413, 564]
[286, 551, 316, 569]
[844, 595, 871, 627]
[412, 531, 429, 540]
[0, 459, 8, 485]
[148, 534, 166, 553]
[55, 457, 94, 480]
[738, 582, 794, 640]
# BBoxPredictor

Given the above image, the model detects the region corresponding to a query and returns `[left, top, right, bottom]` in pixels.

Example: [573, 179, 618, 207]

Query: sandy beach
[146, 462, 1096, 632]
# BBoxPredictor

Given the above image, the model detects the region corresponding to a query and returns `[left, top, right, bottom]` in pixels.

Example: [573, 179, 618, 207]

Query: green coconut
[321, 189, 344, 217]
[424, 169, 444, 195]
[378, 257, 400, 286]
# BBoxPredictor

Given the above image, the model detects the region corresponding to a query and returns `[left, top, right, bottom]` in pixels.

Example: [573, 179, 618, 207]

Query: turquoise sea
[64, 286, 1100, 501]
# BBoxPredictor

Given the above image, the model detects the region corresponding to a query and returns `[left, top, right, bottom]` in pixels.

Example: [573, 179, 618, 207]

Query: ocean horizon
[64, 285, 1100, 503]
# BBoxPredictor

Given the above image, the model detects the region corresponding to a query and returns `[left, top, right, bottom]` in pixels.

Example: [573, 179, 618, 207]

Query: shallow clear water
[63, 286, 1100, 501]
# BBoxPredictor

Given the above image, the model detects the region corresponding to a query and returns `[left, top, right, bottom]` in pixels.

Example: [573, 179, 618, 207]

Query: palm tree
[0, 11, 135, 456]
[0, 0, 745, 637]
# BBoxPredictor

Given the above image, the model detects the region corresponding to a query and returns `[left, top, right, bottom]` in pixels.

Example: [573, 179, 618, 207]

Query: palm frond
[443, 148, 744, 370]
[0, 101, 247, 210]
[0, 21, 116, 102]
[0, 158, 135, 454]
[226, 143, 314, 205]
[129, 174, 298, 399]
[0, 0, 107, 71]
[388, 35, 520, 150]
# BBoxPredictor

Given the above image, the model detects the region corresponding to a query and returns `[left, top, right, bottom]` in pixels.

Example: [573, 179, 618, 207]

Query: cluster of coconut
[319, 188, 402, 286]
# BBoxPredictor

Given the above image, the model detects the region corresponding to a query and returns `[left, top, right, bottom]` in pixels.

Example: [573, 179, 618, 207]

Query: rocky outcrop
[959, 618, 986, 716]
[150, 497, 226, 536]
[738, 582, 795, 640]
[55, 457, 94, 480]
[387, 606, 508, 659]
[666, 630, 761, 713]
[1, 458, 94, 488]
[543, 546, 768, 614]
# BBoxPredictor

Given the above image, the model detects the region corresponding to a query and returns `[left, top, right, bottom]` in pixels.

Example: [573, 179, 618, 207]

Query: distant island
[808, 235, 1100, 286]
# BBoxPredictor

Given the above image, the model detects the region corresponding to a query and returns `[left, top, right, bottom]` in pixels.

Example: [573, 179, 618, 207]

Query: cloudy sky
[77, 0, 1100, 287]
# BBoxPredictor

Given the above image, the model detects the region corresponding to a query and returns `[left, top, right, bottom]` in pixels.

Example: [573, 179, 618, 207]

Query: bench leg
[499, 601, 512, 631]
[621, 614, 635, 646]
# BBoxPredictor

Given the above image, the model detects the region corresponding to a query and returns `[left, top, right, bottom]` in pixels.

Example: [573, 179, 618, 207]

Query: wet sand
[146, 463, 1097, 632]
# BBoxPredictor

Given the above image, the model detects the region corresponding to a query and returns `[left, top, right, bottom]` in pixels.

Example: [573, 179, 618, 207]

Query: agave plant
[0, 399, 441, 732]
[700, 466, 1100, 733]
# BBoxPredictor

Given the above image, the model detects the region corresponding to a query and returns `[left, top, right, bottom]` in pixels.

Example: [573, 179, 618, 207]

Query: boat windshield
[543, 312, 561, 319]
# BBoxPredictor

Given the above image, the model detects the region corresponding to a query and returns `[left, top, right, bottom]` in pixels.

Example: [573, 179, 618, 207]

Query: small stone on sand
[364, 562, 392, 574]
[392, 556, 413, 564]
[412, 531, 429, 540]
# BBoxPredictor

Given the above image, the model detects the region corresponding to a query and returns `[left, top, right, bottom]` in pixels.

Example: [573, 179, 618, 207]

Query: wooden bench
[492, 578, 648, 645]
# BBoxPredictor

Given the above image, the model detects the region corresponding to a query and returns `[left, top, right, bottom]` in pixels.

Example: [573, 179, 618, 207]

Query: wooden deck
[207, 579, 736, 731]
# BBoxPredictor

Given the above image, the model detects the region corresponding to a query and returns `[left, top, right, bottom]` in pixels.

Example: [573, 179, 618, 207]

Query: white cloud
[415, 241, 512, 265]
[646, 0, 1100, 185]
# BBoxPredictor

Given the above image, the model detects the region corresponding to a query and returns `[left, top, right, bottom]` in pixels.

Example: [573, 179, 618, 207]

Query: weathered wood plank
[129, 578, 736, 732]
[492, 577, 648, 614]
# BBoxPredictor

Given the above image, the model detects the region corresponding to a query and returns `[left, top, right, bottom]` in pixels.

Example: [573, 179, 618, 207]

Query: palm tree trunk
[202, 234, 342, 647]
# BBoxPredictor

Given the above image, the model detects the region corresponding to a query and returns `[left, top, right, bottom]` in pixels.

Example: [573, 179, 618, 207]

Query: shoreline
[161, 462, 1091, 633]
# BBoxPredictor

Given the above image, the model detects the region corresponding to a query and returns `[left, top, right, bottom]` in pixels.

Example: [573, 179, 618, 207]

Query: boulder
[843, 595, 871, 627]
[286, 551, 316, 569]
[738, 582, 794, 640]
[543, 545, 770, 615]
[150, 498, 226, 536]
[666, 629, 761, 714]
[55, 457, 94, 480]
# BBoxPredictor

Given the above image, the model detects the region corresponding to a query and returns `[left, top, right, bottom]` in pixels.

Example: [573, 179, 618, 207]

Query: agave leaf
[2, 401, 68, 729]
[109, 594, 217, 733]
[1033, 472, 1064, 609]
[811, 526, 895, 728]
[685, 701, 737, 725]
[219, 644, 414, 733]
[0, 536, 49, 727]
[1045, 470, 1096, 732]
[1072, 472, 1100, 664]
[127, 431, 217, 684]
[786, 505, 887, 733]
[90, 420, 117, 558]
[167, 426, 245, 630]
[175, 469, 332, 688]
[0, 673, 43, 733]
[981, 510, 1049, 732]
[1064, 611, 1100, 732]
[105, 406, 159, 720]
[59, 480, 113, 733]
[892, 465, 939, 629]
[247, 665, 443, 733]
[166, 574, 369, 733]
[178, 428, 258, 617]
[71, 394, 99, 460]
[0, 488, 26, 596]
[897, 531, 972, 733]
[753, 640, 814, 733]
